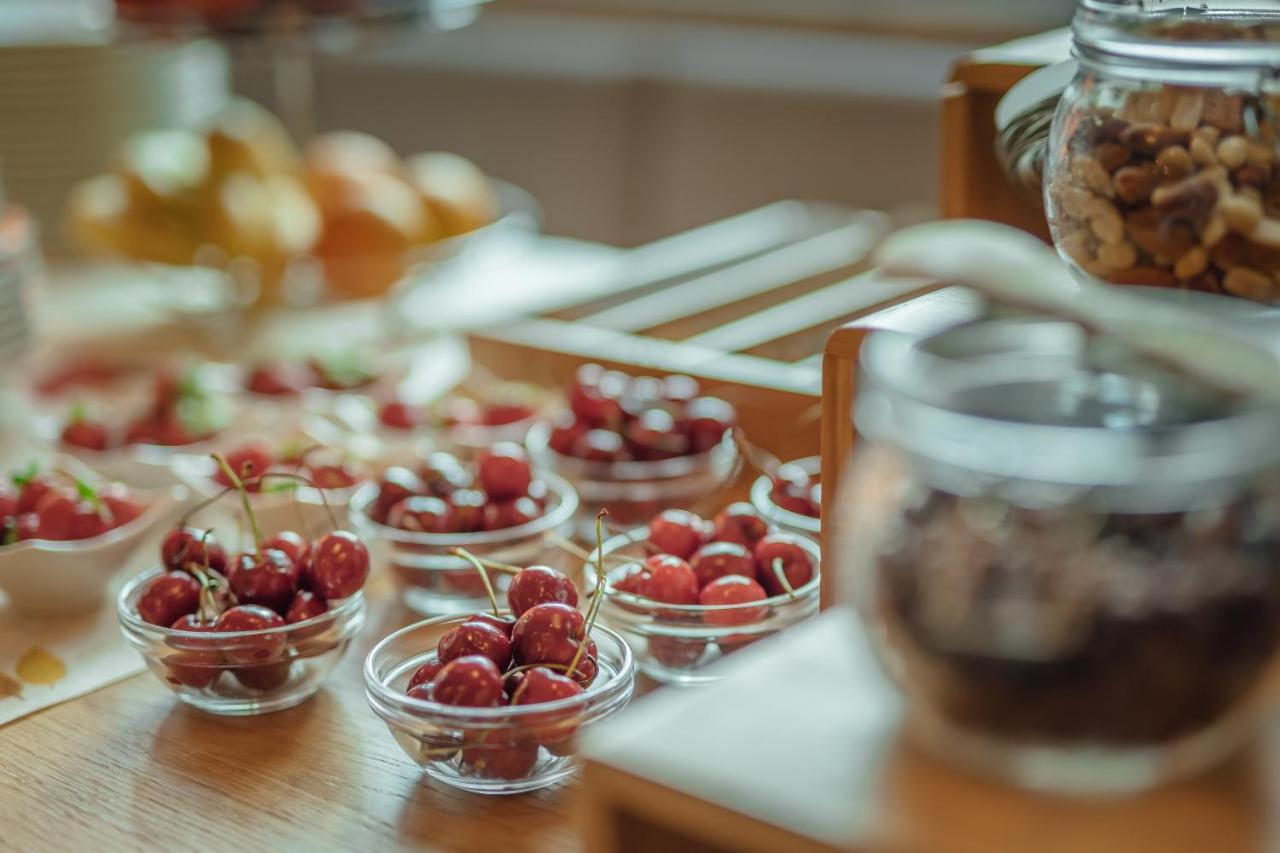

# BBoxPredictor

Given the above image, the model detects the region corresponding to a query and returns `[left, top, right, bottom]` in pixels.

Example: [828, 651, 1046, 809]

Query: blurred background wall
[231, 0, 1074, 245]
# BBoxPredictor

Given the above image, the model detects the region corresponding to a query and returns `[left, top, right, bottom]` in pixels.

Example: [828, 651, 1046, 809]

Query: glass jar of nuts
[1046, 1, 1280, 302]
[838, 302, 1280, 793]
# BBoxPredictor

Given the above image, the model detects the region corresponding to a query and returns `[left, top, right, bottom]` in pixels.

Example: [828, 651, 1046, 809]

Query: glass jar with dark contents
[839, 306, 1280, 793]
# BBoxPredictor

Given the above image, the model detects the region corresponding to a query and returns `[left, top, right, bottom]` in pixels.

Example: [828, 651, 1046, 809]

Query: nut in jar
[1043, 6, 1280, 302]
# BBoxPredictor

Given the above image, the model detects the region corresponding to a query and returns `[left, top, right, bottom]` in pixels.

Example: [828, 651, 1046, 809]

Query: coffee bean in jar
[1045, 5, 1280, 301]
[841, 309, 1280, 792]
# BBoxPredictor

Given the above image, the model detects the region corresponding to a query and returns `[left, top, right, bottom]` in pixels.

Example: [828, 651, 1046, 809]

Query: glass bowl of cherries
[171, 439, 370, 531]
[365, 543, 634, 794]
[0, 462, 180, 614]
[525, 365, 740, 533]
[583, 505, 820, 685]
[749, 455, 820, 540]
[348, 444, 578, 615]
[117, 464, 370, 715]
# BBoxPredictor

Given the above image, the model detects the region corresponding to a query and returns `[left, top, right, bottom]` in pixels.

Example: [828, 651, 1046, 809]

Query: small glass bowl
[347, 473, 579, 616]
[526, 421, 741, 535]
[117, 568, 366, 715]
[365, 611, 634, 794]
[585, 528, 821, 685]
[749, 455, 820, 540]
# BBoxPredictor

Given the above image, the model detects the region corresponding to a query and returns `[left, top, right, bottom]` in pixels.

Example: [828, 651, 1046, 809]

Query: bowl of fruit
[749, 455, 820, 540]
[348, 445, 578, 616]
[526, 366, 740, 533]
[51, 364, 236, 487]
[170, 440, 371, 532]
[583, 505, 820, 685]
[0, 462, 183, 614]
[365, 552, 634, 794]
[374, 382, 551, 458]
[116, 477, 371, 715]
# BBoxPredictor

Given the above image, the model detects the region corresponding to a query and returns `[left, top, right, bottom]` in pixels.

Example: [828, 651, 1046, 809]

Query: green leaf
[2, 522, 17, 547]
[69, 401, 88, 424]
[263, 479, 299, 494]
[11, 462, 38, 488]
[74, 477, 102, 513]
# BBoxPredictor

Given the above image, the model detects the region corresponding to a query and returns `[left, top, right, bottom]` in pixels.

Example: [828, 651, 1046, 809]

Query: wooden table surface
[0, 572, 593, 853]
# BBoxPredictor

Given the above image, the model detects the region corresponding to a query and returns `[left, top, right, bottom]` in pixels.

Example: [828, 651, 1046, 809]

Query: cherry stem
[211, 453, 263, 555]
[460, 556, 523, 575]
[733, 427, 781, 478]
[450, 548, 501, 617]
[771, 557, 797, 598]
[567, 509, 609, 680]
[250, 471, 340, 530]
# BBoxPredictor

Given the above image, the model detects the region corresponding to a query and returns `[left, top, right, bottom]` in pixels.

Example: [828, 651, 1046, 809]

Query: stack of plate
[0, 201, 40, 366]
[0, 34, 230, 253]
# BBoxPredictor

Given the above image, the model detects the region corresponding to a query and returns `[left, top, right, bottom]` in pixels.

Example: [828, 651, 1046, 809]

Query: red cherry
[755, 533, 815, 596]
[476, 442, 533, 500]
[482, 401, 535, 426]
[14, 512, 39, 540]
[467, 612, 516, 638]
[306, 462, 360, 490]
[438, 621, 512, 671]
[647, 509, 708, 560]
[33, 489, 79, 540]
[547, 409, 588, 455]
[460, 729, 539, 779]
[699, 575, 769, 626]
[511, 666, 585, 746]
[215, 604, 286, 665]
[649, 636, 706, 668]
[264, 531, 310, 574]
[71, 501, 110, 539]
[416, 451, 473, 497]
[506, 565, 578, 617]
[712, 502, 768, 549]
[570, 429, 630, 462]
[232, 662, 293, 691]
[371, 466, 426, 523]
[407, 683, 435, 701]
[16, 475, 56, 514]
[482, 496, 541, 532]
[246, 363, 311, 396]
[690, 541, 755, 589]
[407, 659, 446, 692]
[387, 495, 452, 533]
[612, 565, 652, 597]
[644, 554, 699, 605]
[447, 489, 487, 533]
[511, 602, 584, 665]
[214, 443, 273, 492]
[624, 409, 689, 460]
[525, 479, 550, 506]
[662, 374, 700, 406]
[285, 589, 328, 623]
[0, 487, 17, 525]
[227, 548, 299, 613]
[771, 463, 819, 516]
[100, 483, 143, 528]
[162, 526, 227, 573]
[429, 655, 504, 707]
[61, 418, 111, 451]
[379, 399, 422, 430]
[682, 397, 736, 452]
[138, 571, 201, 627]
[165, 614, 222, 688]
[568, 363, 622, 427]
[618, 376, 665, 420]
[310, 530, 370, 599]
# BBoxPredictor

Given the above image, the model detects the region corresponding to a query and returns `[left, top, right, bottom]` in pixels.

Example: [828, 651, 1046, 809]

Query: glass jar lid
[856, 302, 1280, 512]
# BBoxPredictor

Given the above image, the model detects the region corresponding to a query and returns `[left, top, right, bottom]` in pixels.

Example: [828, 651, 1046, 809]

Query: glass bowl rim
[364, 610, 634, 719]
[749, 456, 821, 535]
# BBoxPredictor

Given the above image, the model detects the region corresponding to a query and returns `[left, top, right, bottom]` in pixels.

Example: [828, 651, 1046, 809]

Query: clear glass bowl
[525, 421, 741, 536]
[585, 528, 821, 685]
[346, 473, 579, 616]
[1044, 1, 1280, 300]
[364, 611, 634, 795]
[749, 455, 821, 540]
[841, 311, 1280, 793]
[117, 568, 366, 715]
